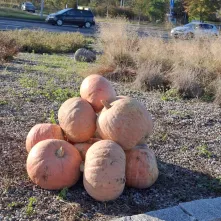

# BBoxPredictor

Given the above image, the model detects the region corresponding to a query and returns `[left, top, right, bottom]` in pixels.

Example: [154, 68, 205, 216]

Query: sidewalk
[113, 197, 221, 221]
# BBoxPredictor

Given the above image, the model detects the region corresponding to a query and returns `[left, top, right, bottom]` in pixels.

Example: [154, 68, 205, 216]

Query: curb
[112, 197, 221, 221]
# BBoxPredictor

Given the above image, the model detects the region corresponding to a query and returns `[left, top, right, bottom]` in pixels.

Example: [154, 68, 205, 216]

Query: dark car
[45, 8, 95, 28]
[21, 2, 36, 13]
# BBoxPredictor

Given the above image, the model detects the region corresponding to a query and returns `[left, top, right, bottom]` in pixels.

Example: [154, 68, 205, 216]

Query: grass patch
[0, 29, 87, 54]
[197, 144, 212, 158]
[26, 197, 37, 216]
[0, 7, 45, 20]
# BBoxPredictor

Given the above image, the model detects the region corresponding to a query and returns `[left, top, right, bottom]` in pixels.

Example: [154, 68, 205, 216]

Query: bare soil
[0, 53, 221, 221]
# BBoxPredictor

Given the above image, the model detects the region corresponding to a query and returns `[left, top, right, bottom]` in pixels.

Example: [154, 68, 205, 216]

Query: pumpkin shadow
[67, 160, 221, 218]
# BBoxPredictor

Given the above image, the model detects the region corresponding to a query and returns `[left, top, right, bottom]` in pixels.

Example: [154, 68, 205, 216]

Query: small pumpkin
[27, 139, 82, 190]
[26, 123, 64, 153]
[96, 98, 153, 150]
[58, 97, 97, 143]
[80, 74, 116, 113]
[83, 140, 126, 201]
[125, 144, 159, 189]
[74, 138, 101, 161]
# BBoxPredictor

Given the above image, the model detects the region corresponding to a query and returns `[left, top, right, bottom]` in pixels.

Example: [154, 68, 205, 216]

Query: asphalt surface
[0, 17, 170, 38]
[0, 17, 97, 36]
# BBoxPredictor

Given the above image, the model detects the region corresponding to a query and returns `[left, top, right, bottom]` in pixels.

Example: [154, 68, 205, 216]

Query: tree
[132, 0, 150, 23]
[184, 0, 221, 21]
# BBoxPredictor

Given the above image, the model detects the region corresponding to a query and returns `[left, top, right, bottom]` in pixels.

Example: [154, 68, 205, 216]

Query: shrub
[0, 33, 19, 64]
[0, 29, 86, 54]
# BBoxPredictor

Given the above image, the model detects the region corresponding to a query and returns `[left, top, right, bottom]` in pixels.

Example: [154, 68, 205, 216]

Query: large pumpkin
[125, 144, 159, 189]
[96, 98, 153, 150]
[74, 138, 101, 161]
[58, 97, 97, 143]
[27, 139, 82, 190]
[26, 123, 64, 153]
[80, 74, 116, 113]
[83, 140, 126, 201]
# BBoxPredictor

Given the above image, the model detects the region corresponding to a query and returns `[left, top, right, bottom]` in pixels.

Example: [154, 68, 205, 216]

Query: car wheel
[57, 20, 63, 26]
[85, 22, 91, 29]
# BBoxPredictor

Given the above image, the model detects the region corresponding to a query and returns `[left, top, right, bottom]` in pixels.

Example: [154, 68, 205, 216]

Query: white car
[171, 22, 219, 39]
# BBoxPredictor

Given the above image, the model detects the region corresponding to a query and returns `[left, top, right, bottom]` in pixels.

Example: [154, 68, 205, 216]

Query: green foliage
[197, 144, 212, 158]
[161, 88, 180, 101]
[49, 110, 56, 124]
[26, 197, 37, 216]
[184, 0, 220, 21]
[19, 75, 38, 89]
[57, 187, 69, 200]
[0, 100, 8, 105]
[40, 79, 80, 102]
[8, 201, 23, 208]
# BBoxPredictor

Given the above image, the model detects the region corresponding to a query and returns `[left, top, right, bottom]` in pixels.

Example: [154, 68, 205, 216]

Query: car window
[66, 10, 76, 16]
[201, 24, 213, 29]
[82, 10, 93, 16]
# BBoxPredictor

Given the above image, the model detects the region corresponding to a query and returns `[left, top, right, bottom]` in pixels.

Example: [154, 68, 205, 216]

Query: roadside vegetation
[0, 7, 46, 20]
[0, 29, 88, 55]
[86, 21, 221, 105]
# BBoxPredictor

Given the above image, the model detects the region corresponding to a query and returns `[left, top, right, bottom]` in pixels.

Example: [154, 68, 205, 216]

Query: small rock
[74, 48, 96, 62]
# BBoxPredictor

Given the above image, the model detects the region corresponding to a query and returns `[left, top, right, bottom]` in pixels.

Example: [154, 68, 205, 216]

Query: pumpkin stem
[80, 162, 84, 172]
[101, 100, 111, 109]
[57, 146, 65, 158]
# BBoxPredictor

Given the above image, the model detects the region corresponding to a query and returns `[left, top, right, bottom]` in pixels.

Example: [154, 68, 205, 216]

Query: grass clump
[0, 29, 86, 54]
[26, 197, 37, 216]
[87, 19, 221, 104]
[0, 34, 19, 64]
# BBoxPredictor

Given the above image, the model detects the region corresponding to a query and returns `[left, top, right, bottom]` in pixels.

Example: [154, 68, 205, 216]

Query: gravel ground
[0, 53, 221, 221]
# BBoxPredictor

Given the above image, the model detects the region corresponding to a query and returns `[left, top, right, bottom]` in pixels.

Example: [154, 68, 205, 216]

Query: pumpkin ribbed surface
[58, 97, 97, 143]
[83, 140, 126, 201]
[25, 123, 64, 153]
[27, 139, 82, 190]
[96, 98, 153, 150]
[125, 144, 159, 189]
[80, 74, 116, 113]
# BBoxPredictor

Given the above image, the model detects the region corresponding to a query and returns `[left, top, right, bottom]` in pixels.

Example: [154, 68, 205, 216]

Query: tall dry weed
[0, 33, 19, 64]
[91, 19, 221, 102]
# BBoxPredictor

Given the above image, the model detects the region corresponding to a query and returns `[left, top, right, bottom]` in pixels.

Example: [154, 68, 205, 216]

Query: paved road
[0, 18, 97, 36]
[0, 17, 170, 38]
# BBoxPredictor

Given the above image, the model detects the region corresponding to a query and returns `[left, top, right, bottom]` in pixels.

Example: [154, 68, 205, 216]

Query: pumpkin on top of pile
[25, 74, 159, 202]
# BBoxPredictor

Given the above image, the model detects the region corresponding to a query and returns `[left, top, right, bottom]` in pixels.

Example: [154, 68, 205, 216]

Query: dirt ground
[0, 53, 220, 221]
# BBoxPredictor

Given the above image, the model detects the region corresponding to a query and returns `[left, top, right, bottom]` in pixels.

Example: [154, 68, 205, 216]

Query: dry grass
[0, 29, 86, 54]
[91, 20, 221, 103]
[0, 34, 19, 64]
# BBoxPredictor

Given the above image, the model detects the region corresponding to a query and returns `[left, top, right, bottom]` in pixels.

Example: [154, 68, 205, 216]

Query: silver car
[171, 22, 219, 39]
[21, 2, 36, 13]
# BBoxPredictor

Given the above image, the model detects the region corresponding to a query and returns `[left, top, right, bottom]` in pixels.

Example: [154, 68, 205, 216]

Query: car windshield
[56, 8, 71, 14]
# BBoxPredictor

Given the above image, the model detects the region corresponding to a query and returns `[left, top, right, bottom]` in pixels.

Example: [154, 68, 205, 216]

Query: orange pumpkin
[83, 140, 126, 201]
[80, 74, 116, 113]
[96, 98, 153, 150]
[26, 123, 64, 153]
[27, 139, 82, 190]
[58, 97, 97, 143]
[74, 138, 101, 161]
[125, 144, 159, 189]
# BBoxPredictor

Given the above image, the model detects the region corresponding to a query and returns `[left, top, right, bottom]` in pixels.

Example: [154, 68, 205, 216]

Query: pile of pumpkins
[26, 74, 159, 202]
